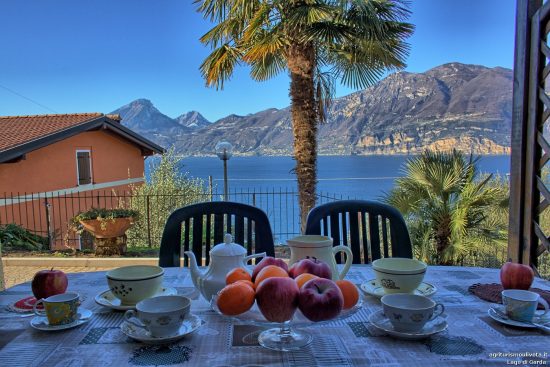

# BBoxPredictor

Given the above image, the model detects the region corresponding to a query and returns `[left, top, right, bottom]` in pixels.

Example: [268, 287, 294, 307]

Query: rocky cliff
[114, 62, 513, 156]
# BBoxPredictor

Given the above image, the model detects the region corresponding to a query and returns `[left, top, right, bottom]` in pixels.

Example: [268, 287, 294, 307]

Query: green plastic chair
[159, 201, 275, 267]
[305, 200, 412, 264]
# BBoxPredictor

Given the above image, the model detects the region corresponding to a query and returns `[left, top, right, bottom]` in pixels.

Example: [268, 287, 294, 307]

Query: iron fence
[0, 188, 351, 250]
[1, 188, 548, 278]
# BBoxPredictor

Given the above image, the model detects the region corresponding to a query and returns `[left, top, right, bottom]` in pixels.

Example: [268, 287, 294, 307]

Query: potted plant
[71, 208, 139, 255]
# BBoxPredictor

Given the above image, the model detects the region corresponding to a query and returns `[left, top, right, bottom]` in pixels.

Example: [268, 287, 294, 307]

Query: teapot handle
[332, 245, 353, 280]
[244, 252, 266, 264]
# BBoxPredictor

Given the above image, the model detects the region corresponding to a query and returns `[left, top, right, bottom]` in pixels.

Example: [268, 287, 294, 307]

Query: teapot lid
[210, 233, 247, 256]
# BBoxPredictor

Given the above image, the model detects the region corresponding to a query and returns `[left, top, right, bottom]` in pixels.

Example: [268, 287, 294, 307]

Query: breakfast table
[0, 265, 548, 367]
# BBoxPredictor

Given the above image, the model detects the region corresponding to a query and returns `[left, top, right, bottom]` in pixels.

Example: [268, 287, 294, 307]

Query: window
[76, 150, 92, 185]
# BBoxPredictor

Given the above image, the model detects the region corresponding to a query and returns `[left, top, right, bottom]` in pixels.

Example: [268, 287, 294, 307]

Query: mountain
[114, 63, 514, 155]
[111, 99, 189, 148]
[175, 111, 210, 129]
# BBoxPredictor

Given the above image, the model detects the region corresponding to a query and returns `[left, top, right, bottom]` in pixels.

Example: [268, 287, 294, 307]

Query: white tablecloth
[0, 265, 548, 366]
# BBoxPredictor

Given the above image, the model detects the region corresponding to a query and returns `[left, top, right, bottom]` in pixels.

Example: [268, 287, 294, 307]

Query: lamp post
[215, 141, 233, 200]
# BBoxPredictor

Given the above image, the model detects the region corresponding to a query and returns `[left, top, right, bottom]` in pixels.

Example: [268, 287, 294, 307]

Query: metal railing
[1, 188, 548, 278]
[0, 188, 351, 249]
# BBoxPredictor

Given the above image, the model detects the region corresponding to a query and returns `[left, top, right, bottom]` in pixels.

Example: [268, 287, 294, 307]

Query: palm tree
[195, 0, 414, 228]
[386, 150, 509, 265]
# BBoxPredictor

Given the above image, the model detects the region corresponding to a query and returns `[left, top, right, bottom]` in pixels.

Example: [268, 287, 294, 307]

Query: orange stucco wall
[0, 131, 150, 249]
[0, 130, 145, 193]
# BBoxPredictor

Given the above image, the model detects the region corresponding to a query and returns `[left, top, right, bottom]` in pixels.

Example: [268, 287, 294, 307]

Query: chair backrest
[159, 201, 275, 267]
[305, 200, 412, 264]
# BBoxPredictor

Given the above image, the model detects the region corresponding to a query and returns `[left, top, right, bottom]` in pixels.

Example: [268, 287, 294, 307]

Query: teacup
[501, 289, 549, 322]
[372, 258, 427, 294]
[106, 265, 164, 305]
[33, 292, 80, 326]
[381, 294, 445, 332]
[124, 295, 191, 338]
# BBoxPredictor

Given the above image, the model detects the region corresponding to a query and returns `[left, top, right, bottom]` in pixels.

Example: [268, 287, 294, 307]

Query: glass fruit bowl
[211, 293, 363, 351]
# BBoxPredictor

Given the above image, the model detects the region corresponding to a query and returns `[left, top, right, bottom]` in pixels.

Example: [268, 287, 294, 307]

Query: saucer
[95, 287, 177, 311]
[30, 308, 92, 331]
[488, 307, 548, 329]
[120, 314, 202, 344]
[360, 279, 437, 298]
[368, 310, 447, 340]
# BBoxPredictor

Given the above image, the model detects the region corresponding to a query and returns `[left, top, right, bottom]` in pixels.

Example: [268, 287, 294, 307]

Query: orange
[254, 265, 289, 287]
[226, 267, 252, 285]
[295, 273, 318, 289]
[217, 282, 256, 316]
[335, 280, 360, 309]
[234, 279, 255, 290]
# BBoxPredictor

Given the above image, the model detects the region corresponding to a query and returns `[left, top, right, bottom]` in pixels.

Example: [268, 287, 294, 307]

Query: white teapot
[185, 234, 266, 301]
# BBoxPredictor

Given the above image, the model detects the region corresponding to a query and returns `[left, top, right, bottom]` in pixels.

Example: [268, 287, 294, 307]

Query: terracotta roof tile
[0, 113, 104, 152]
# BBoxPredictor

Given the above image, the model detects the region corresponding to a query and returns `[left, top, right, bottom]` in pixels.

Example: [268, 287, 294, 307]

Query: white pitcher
[287, 235, 353, 280]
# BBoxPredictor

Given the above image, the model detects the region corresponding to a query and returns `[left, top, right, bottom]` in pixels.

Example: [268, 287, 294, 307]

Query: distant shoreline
[170, 153, 512, 158]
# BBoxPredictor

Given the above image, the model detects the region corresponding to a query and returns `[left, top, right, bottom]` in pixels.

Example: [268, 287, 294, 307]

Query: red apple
[251, 256, 289, 282]
[298, 278, 343, 322]
[31, 268, 68, 300]
[289, 257, 332, 279]
[255, 277, 299, 322]
[500, 261, 534, 290]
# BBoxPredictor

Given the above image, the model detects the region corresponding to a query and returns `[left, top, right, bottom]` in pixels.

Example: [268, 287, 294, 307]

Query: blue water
[157, 155, 511, 199]
[145, 155, 510, 242]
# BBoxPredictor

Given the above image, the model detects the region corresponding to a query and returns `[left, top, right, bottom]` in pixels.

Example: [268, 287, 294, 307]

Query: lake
[146, 155, 511, 242]
[157, 155, 511, 199]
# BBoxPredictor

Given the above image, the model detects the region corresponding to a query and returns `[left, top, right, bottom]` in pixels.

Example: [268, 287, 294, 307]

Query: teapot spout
[184, 251, 204, 292]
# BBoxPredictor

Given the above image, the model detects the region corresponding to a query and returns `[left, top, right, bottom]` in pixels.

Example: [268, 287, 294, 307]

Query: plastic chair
[159, 201, 275, 267]
[305, 200, 412, 264]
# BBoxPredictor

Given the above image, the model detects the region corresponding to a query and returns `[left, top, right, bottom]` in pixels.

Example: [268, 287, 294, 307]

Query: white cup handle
[124, 310, 146, 329]
[429, 303, 445, 321]
[537, 297, 549, 318]
[33, 299, 46, 316]
[332, 245, 353, 280]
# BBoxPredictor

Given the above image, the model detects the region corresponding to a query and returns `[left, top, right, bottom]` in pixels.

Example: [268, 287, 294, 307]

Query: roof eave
[0, 115, 165, 163]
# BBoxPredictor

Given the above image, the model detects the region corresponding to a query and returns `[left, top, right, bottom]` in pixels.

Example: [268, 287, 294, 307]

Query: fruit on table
[295, 273, 319, 289]
[31, 268, 68, 300]
[251, 256, 289, 282]
[254, 265, 289, 288]
[500, 261, 534, 290]
[217, 282, 255, 316]
[226, 267, 252, 285]
[298, 278, 343, 322]
[289, 257, 332, 279]
[234, 279, 255, 290]
[335, 280, 359, 309]
[256, 277, 300, 322]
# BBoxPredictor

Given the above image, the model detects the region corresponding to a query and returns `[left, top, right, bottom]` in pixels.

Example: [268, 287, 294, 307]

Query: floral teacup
[381, 294, 445, 332]
[124, 295, 190, 337]
[33, 292, 80, 326]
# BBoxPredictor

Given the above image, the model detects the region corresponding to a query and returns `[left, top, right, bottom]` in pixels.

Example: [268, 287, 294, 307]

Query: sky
[0, 0, 516, 122]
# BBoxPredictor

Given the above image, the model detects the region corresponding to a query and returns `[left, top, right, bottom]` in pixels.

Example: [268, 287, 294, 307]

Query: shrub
[0, 223, 49, 251]
[126, 149, 208, 248]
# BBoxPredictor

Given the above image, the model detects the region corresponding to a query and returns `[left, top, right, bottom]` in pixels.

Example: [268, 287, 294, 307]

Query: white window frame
[75, 149, 93, 186]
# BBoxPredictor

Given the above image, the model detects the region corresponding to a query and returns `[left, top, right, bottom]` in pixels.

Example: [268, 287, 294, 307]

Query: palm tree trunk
[287, 43, 317, 232]
[435, 215, 453, 265]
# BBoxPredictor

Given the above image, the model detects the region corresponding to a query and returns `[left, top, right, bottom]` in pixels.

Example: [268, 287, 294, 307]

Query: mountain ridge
[113, 62, 516, 156]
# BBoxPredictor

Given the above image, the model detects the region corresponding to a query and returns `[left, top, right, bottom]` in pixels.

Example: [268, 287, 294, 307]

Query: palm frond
[314, 69, 335, 122]
[249, 51, 287, 81]
[199, 44, 243, 89]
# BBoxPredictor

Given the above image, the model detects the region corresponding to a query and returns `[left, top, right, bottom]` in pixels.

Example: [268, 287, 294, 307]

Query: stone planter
[79, 218, 133, 239]
[79, 218, 134, 255]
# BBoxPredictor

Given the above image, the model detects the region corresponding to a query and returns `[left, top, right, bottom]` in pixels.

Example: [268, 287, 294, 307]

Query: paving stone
[3, 266, 114, 289]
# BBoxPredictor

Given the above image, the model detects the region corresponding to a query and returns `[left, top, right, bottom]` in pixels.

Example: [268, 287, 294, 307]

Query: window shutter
[77, 151, 92, 185]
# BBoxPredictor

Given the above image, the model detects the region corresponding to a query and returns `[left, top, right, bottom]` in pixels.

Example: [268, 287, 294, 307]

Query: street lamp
[215, 141, 233, 200]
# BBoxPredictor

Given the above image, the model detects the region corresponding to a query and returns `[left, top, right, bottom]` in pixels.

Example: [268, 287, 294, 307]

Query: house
[0, 113, 164, 249]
